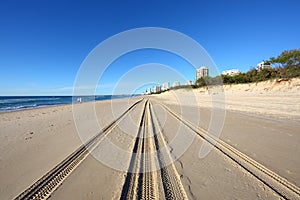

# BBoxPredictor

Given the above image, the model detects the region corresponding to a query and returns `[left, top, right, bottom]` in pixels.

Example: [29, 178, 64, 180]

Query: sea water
[0, 95, 138, 112]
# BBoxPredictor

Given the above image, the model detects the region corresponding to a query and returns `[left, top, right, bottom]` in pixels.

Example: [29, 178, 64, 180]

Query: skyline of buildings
[145, 62, 271, 94]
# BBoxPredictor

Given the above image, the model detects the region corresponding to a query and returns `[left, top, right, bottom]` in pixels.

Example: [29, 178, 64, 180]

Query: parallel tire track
[120, 100, 188, 200]
[14, 98, 144, 200]
[158, 102, 300, 200]
[141, 104, 158, 200]
[120, 100, 149, 200]
[149, 102, 188, 200]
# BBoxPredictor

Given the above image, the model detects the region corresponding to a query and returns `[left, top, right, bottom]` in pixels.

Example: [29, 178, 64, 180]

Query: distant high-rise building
[186, 80, 195, 85]
[145, 88, 151, 95]
[153, 85, 161, 93]
[162, 82, 170, 91]
[196, 66, 209, 80]
[173, 81, 180, 87]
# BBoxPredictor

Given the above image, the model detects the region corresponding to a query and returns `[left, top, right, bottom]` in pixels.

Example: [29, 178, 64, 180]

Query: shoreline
[0, 95, 140, 114]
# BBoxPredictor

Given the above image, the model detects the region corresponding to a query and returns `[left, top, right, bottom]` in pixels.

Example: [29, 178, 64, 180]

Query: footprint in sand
[24, 131, 34, 140]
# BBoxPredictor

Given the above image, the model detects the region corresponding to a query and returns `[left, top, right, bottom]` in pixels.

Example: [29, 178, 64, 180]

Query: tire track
[149, 102, 189, 200]
[120, 100, 188, 200]
[120, 100, 159, 200]
[157, 101, 300, 200]
[141, 101, 158, 200]
[14, 98, 144, 200]
[120, 100, 148, 200]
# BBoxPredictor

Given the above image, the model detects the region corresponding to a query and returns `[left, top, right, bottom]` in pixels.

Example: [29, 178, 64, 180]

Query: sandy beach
[1, 79, 300, 199]
[0, 98, 139, 199]
[2, 0, 300, 199]
[156, 78, 300, 120]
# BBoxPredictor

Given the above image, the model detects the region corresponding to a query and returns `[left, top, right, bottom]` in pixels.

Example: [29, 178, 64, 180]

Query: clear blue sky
[0, 0, 299, 95]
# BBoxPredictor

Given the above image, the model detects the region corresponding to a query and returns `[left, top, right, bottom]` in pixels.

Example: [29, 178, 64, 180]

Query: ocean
[0, 95, 138, 113]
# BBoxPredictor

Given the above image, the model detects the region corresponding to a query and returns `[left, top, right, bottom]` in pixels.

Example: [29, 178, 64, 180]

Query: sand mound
[222, 78, 300, 95]
[154, 78, 300, 120]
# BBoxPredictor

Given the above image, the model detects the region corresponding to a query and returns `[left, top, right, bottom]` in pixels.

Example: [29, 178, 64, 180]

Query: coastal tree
[269, 49, 300, 66]
[196, 77, 207, 87]
[191, 49, 300, 89]
[196, 76, 223, 86]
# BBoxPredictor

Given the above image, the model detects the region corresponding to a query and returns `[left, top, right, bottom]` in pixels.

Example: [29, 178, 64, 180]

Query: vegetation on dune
[269, 49, 300, 67]
[151, 49, 300, 94]
[196, 49, 300, 86]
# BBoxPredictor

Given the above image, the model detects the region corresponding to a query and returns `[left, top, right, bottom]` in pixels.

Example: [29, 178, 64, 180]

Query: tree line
[196, 49, 300, 86]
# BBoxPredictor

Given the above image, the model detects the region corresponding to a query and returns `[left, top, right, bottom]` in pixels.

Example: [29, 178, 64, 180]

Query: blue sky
[0, 0, 299, 95]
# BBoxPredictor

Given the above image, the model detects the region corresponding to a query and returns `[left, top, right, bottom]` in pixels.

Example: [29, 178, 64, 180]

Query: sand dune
[155, 78, 300, 120]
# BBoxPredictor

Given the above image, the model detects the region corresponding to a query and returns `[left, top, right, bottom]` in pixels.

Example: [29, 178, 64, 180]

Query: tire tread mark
[14, 98, 144, 200]
[149, 102, 189, 200]
[158, 101, 300, 200]
[120, 100, 148, 200]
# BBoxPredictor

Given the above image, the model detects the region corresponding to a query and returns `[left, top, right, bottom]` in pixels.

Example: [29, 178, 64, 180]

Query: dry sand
[0, 78, 299, 199]
[0, 97, 138, 199]
[50, 100, 280, 200]
[155, 78, 300, 120]
[154, 78, 300, 187]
